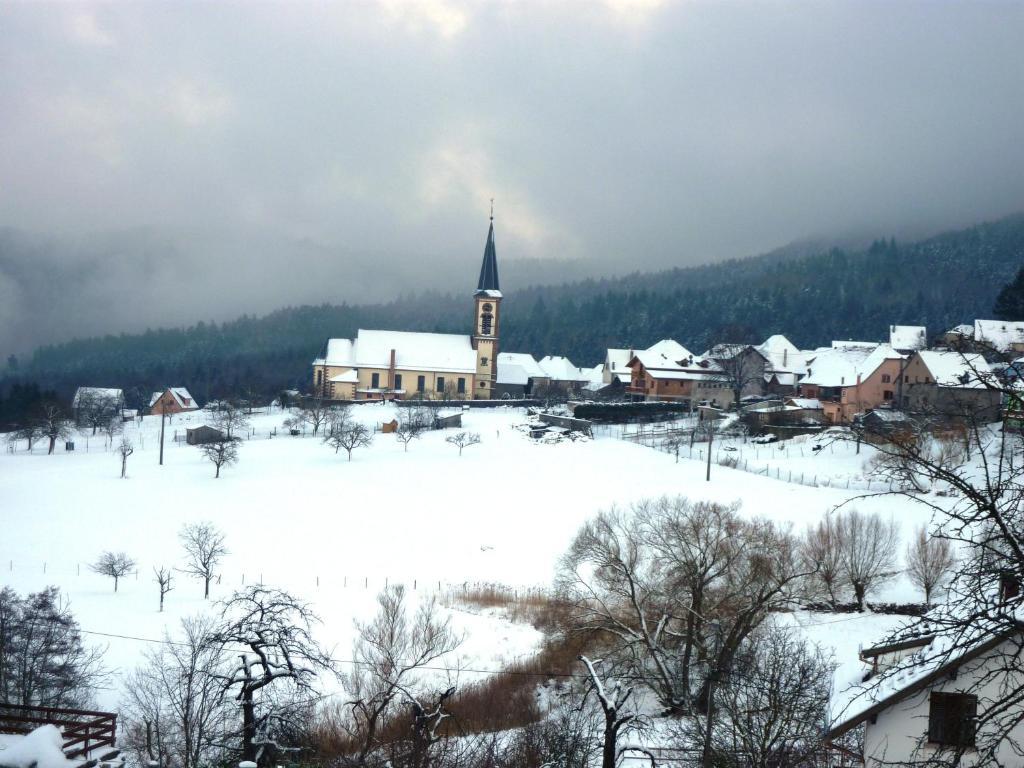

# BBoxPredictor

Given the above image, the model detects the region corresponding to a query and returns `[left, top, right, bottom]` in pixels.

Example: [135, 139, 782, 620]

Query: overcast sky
[2, 1, 1024, 355]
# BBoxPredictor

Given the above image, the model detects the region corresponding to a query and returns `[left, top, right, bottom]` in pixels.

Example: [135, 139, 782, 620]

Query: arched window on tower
[481, 313, 493, 335]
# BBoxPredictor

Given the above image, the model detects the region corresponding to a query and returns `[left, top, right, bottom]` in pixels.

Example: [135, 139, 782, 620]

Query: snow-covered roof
[831, 340, 877, 349]
[579, 364, 606, 391]
[538, 355, 585, 382]
[315, 338, 355, 367]
[915, 350, 991, 389]
[802, 344, 902, 388]
[149, 387, 198, 409]
[786, 397, 823, 409]
[863, 408, 911, 422]
[498, 352, 545, 380]
[828, 601, 1024, 740]
[72, 387, 124, 408]
[889, 324, 927, 351]
[644, 339, 693, 362]
[946, 323, 974, 337]
[605, 348, 633, 374]
[758, 334, 805, 373]
[329, 369, 359, 383]
[974, 319, 1024, 352]
[316, 330, 477, 374]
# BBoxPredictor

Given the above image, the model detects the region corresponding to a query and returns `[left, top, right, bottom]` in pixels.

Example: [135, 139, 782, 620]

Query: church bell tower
[472, 209, 501, 399]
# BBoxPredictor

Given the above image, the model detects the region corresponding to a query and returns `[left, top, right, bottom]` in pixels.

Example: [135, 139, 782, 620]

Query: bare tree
[559, 497, 810, 717]
[179, 523, 229, 599]
[199, 438, 239, 478]
[0, 586, 106, 708]
[394, 408, 430, 452]
[338, 584, 462, 768]
[36, 404, 72, 455]
[577, 656, 651, 768]
[828, 359, 1024, 763]
[286, 397, 334, 437]
[678, 624, 834, 768]
[445, 431, 481, 456]
[77, 390, 122, 435]
[122, 616, 232, 768]
[325, 421, 372, 461]
[118, 437, 135, 478]
[213, 401, 251, 439]
[102, 414, 124, 446]
[6, 423, 42, 452]
[708, 345, 770, 408]
[210, 586, 334, 767]
[905, 524, 956, 605]
[154, 566, 174, 612]
[835, 509, 899, 611]
[801, 516, 844, 606]
[90, 551, 137, 592]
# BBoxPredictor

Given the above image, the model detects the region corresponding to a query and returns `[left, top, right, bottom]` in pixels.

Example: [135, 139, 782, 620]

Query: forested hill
[6, 213, 1024, 407]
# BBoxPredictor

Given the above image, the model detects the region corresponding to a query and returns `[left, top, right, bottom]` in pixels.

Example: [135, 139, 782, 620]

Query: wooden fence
[0, 703, 117, 759]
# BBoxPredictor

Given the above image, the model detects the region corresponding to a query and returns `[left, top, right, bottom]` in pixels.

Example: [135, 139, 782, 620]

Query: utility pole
[705, 412, 714, 482]
[159, 409, 166, 466]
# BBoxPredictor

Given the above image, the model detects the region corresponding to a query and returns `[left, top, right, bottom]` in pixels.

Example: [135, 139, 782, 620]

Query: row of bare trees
[89, 523, 228, 606]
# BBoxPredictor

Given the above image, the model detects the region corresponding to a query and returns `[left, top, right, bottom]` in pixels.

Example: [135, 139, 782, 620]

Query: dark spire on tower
[475, 203, 500, 294]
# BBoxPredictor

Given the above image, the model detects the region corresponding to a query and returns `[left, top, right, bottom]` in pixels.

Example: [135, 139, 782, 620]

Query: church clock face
[482, 303, 493, 312]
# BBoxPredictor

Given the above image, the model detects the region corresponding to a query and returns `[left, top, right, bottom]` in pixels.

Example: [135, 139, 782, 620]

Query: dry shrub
[443, 583, 571, 633]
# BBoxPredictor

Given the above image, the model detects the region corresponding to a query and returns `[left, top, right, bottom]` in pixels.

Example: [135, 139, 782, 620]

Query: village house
[827, 601, 1024, 766]
[71, 387, 125, 424]
[626, 340, 734, 408]
[705, 343, 773, 400]
[797, 343, 904, 424]
[494, 352, 546, 398]
[756, 334, 806, 395]
[533, 355, 589, 394]
[602, 348, 634, 385]
[312, 216, 532, 402]
[900, 350, 1001, 423]
[941, 319, 1024, 357]
[149, 387, 200, 415]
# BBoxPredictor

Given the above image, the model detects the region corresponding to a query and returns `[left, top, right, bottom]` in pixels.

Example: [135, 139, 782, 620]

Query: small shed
[433, 412, 463, 430]
[381, 419, 399, 434]
[186, 425, 226, 445]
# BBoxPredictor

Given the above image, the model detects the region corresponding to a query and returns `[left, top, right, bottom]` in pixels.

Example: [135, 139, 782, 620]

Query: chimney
[388, 349, 396, 390]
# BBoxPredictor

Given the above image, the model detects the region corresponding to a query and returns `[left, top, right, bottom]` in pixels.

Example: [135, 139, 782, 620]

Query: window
[882, 374, 891, 383]
[316, 370, 323, 386]
[1000, 572, 1021, 602]
[394, 373, 402, 391]
[417, 375, 425, 393]
[457, 378, 466, 393]
[905, 375, 910, 383]
[481, 357, 489, 367]
[437, 376, 445, 392]
[481, 313, 493, 335]
[371, 372, 380, 389]
[884, 390, 894, 401]
[928, 692, 977, 748]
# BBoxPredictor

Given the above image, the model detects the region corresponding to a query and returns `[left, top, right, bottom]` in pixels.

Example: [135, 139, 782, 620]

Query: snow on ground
[1, 404, 934, 710]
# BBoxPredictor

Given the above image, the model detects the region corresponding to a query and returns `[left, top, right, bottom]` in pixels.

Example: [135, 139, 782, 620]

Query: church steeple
[472, 206, 501, 399]
[475, 210, 500, 295]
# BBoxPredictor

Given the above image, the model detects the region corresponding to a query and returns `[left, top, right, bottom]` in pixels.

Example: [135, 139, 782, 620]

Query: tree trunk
[215, 463, 221, 478]
[241, 691, 257, 764]
[48, 436, 56, 454]
[854, 582, 866, 612]
[114, 575, 119, 593]
[204, 576, 210, 599]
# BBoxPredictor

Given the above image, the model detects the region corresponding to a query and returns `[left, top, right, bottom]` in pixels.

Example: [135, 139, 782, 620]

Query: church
[312, 216, 503, 401]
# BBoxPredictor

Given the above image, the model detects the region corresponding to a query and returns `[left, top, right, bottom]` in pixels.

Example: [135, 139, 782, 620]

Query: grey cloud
[0, 1, 1022, 356]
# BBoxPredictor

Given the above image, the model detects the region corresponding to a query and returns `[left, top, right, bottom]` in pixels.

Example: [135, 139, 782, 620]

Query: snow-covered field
[1, 404, 932, 709]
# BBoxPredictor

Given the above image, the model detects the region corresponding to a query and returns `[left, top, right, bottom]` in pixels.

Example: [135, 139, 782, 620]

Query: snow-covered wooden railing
[0, 703, 117, 759]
